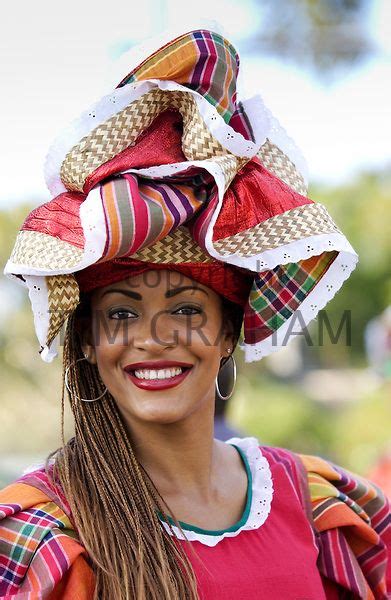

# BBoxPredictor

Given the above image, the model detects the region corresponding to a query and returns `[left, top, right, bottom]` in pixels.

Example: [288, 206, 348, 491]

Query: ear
[221, 321, 237, 358]
[76, 314, 97, 365]
[81, 341, 97, 365]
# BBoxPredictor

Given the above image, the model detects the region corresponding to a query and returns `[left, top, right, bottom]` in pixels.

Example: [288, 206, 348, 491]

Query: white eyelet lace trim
[161, 436, 273, 547]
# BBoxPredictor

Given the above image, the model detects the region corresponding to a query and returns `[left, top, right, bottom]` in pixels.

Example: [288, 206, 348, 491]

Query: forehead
[125, 269, 198, 289]
[93, 268, 214, 300]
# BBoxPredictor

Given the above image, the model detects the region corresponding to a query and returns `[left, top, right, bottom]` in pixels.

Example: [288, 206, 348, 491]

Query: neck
[124, 398, 222, 498]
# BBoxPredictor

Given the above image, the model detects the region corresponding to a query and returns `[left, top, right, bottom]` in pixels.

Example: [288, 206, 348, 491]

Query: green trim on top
[158, 443, 253, 536]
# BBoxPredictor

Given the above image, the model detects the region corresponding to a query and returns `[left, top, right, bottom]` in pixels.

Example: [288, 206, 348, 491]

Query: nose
[132, 311, 177, 352]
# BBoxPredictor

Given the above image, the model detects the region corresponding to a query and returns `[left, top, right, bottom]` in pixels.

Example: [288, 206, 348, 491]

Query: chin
[135, 407, 190, 425]
[118, 394, 191, 425]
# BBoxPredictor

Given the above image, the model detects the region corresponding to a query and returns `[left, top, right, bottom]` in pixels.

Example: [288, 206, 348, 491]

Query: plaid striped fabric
[100, 172, 208, 261]
[244, 251, 338, 344]
[0, 480, 93, 599]
[1, 451, 390, 598]
[117, 29, 253, 140]
[298, 453, 391, 599]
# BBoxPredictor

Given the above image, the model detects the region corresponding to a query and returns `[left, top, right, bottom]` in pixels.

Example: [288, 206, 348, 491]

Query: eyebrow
[101, 285, 209, 300]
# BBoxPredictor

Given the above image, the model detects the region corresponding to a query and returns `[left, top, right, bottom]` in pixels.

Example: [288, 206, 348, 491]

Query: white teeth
[133, 367, 184, 380]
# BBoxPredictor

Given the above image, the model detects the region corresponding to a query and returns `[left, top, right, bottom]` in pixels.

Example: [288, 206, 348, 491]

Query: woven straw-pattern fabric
[60, 89, 246, 194]
[213, 154, 249, 189]
[258, 139, 307, 196]
[213, 204, 341, 257]
[10, 231, 83, 270]
[46, 274, 80, 347]
[179, 93, 226, 161]
[60, 87, 304, 201]
[61, 88, 167, 192]
[130, 226, 216, 264]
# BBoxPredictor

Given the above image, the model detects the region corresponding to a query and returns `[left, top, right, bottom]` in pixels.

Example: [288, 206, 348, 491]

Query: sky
[0, 0, 390, 208]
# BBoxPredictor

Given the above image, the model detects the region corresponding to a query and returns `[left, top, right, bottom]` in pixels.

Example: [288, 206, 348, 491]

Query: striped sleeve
[298, 453, 391, 599]
[0, 481, 94, 599]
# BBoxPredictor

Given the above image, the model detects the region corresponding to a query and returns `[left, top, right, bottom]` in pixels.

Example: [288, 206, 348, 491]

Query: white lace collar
[160, 436, 274, 547]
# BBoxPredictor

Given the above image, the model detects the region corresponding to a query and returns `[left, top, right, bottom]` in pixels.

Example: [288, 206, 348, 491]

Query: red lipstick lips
[124, 361, 193, 391]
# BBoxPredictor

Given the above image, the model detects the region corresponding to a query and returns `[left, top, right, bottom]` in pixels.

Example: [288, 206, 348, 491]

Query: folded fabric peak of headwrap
[4, 26, 359, 363]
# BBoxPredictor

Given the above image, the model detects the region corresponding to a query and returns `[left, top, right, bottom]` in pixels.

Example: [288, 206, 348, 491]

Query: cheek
[193, 312, 225, 356]
[186, 317, 225, 377]
[93, 344, 128, 404]
[92, 314, 131, 346]
[92, 318, 128, 372]
[178, 310, 224, 349]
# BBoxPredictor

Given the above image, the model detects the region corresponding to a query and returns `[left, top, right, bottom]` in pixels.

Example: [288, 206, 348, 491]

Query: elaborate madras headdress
[4, 27, 358, 362]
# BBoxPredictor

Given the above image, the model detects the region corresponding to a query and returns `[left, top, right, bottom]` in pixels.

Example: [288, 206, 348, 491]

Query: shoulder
[226, 437, 312, 516]
[258, 440, 391, 505]
[0, 468, 94, 599]
[253, 440, 391, 546]
[256, 442, 391, 595]
[260, 441, 391, 529]
[0, 467, 69, 529]
[257, 442, 312, 506]
[227, 437, 309, 485]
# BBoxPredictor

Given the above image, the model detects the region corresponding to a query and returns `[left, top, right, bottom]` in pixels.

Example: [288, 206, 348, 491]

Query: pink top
[164, 439, 342, 599]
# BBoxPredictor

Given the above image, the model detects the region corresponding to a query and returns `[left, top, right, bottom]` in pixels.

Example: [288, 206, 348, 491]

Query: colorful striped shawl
[1, 448, 390, 599]
[298, 453, 391, 599]
[0, 481, 94, 599]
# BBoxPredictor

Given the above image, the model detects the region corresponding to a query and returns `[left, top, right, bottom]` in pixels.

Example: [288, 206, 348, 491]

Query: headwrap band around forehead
[4, 26, 358, 362]
[75, 258, 254, 309]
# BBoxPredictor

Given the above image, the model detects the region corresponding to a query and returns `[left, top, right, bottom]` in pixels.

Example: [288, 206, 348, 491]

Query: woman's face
[82, 269, 234, 427]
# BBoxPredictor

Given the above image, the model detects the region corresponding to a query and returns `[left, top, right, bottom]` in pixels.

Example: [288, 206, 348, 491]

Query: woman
[1, 27, 390, 599]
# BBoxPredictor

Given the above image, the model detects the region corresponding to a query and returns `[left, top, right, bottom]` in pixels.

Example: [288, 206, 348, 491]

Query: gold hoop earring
[64, 358, 107, 403]
[215, 354, 236, 400]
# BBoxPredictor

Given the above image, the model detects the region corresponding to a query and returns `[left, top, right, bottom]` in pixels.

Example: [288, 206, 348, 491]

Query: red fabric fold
[84, 110, 186, 195]
[212, 158, 312, 242]
[21, 192, 86, 248]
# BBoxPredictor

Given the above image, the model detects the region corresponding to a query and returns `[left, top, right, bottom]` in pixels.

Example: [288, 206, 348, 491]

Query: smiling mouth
[124, 366, 193, 390]
[131, 366, 191, 380]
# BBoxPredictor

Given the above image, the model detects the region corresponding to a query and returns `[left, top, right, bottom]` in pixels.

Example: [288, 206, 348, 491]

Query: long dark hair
[50, 293, 244, 599]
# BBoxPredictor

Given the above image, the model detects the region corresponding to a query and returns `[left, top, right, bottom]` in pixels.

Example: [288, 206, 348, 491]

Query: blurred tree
[305, 168, 391, 366]
[246, 0, 374, 76]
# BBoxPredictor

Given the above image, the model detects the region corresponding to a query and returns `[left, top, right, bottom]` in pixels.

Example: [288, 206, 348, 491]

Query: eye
[173, 305, 202, 316]
[109, 308, 137, 320]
